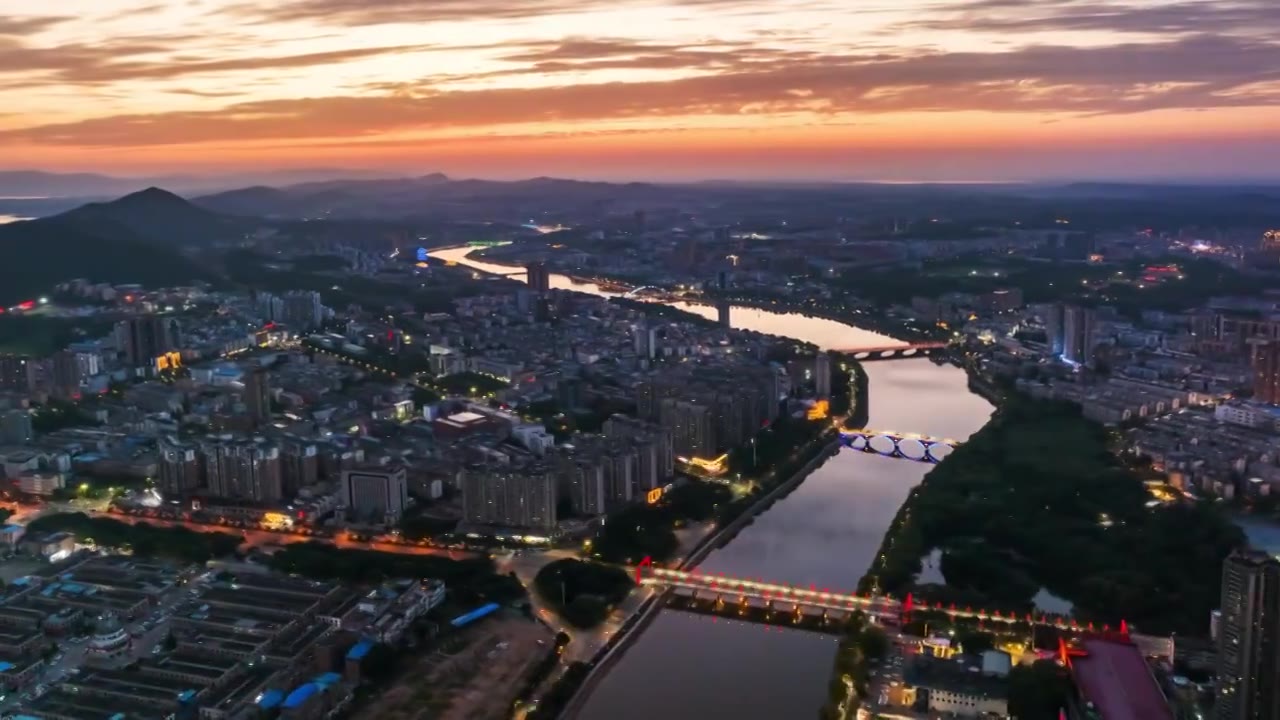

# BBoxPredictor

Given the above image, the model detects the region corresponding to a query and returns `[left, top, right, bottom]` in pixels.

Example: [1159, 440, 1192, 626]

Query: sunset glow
[2, 0, 1278, 180]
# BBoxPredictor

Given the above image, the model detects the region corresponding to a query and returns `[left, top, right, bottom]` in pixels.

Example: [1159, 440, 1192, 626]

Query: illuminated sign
[262, 512, 294, 530]
[806, 400, 829, 421]
[155, 351, 182, 371]
[646, 487, 664, 505]
[682, 453, 729, 476]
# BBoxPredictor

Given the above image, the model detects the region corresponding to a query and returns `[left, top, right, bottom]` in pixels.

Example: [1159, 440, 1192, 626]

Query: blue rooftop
[283, 683, 319, 709]
[257, 689, 284, 709]
[0, 661, 15, 672]
[314, 672, 341, 688]
[346, 639, 373, 661]
[450, 602, 500, 628]
[2, 524, 22, 533]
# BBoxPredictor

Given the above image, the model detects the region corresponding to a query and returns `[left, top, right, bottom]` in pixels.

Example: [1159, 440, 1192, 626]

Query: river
[432, 246, 995, 719]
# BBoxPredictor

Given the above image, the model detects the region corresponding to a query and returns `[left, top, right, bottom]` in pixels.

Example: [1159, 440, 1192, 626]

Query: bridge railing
[644, 567, 1117, 632]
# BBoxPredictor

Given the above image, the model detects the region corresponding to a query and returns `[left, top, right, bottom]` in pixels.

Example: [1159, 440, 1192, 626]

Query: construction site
[351, 617, 554, 720]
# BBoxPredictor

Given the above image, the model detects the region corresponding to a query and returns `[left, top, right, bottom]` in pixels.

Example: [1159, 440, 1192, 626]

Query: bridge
[639, 565, 1125, 634]
[623, 286, 663, 297]
[832, 341, 949, 360]
[838, 428, 961, 463]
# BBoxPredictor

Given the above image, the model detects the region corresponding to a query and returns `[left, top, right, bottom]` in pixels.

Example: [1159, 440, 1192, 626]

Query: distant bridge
[832, 341, 949, 361]
[839, 428, 961, 463]
[623, 286, 663, 297]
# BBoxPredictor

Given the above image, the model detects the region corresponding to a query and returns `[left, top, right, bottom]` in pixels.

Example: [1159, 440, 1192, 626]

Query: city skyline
[1, 0, 1279, 182]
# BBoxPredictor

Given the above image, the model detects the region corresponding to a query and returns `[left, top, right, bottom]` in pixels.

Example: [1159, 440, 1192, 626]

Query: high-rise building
[49, 350, 84, 399]
[1252, 340, 1280, 406]
[601, 444, 637, 509]
[556, 452, 606, 516]
[557, 378, 584, 410]
[157, 438, 202, 497]
[341, 466, 409, 525]
[256, 292, 285, 323]
[1043, 304, 1066, 357]
[1062, 304, 1096, 365]
[281, 441, 319, 498]
[114, 316, 180, 367]
[1216, 549, 1280, 719]
[814, 352, 832, 400]
[525, 262, 551, 293]
[462, 463, 557, 532]
[716, 300, 732, 328]
[242, 368, 272, 425]
[660, 398, 716, 458]
[201, 438, 282, 503]
[603, 415, 674, 486]
[0, 355, 37, 393]
[0, 409, 33, 445]
[632, 323, 659, 360]
[282, 291, 324, 329]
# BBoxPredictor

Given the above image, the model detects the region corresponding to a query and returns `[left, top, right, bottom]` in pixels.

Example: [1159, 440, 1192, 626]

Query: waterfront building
[1216, 549, 1280, 719]
[526, 262, 551, 293]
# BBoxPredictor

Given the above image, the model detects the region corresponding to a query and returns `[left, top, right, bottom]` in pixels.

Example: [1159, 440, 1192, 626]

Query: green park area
[26, 513, 243, 564]
[264, 542, 524, 606]
[0, 314, 115, 356]
[533, 559, 634, 628]
[860, 396, 1243, 636]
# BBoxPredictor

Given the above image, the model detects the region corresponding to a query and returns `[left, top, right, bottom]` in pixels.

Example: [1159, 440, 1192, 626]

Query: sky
[1, 0, 1278, 182]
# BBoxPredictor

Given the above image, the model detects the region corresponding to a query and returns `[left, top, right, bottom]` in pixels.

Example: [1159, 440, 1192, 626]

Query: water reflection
[578, 361, 992, 720]
[431, 246, 999, 718]
[429, 245, 896, 350]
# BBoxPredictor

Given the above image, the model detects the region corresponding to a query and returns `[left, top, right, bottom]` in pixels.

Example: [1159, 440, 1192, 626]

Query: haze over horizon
[2, 0, 1279, 182]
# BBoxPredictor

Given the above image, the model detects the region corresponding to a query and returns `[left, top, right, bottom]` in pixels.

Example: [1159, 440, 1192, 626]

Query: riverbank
[557, 438, 842, 719]
[857, 395, 1242, 633]
[710, 293, 944, 346]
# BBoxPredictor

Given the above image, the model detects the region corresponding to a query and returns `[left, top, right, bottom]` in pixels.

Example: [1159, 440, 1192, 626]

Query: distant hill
[0, 218, 214, 304]
[0, 188, 237, 303]
[194, 185, 325, 218]
[55, 187, 250, 245]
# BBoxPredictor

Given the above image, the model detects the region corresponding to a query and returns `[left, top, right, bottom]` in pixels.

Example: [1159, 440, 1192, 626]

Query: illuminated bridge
[623, 286, 663, 297]
[639, 566, 1122, 633]
[832, 341, 949, 361]
[838, 428, 962, 463]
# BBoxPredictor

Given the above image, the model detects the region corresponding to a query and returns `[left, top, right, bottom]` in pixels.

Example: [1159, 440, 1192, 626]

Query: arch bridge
[839, 428, 961, 463]
[624, 286, 663, 297]
[832, 341, 949, 361]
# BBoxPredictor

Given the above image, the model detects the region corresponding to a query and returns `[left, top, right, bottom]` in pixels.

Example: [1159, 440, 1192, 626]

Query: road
[6, 500, 478, 560]
[104, 513, 477, 559]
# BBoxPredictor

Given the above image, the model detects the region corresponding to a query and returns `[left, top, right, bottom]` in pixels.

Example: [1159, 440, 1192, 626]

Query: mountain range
[2, 174, 1278, 305]
[0, 168, 403, 198]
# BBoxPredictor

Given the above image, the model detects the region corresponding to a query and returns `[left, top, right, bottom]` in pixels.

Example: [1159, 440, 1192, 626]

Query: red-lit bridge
[832, 341, 949, 360]
[639, 565, 1122, 633]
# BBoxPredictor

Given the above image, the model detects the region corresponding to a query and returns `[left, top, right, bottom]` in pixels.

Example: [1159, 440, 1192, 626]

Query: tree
[1008, 660, 1070, 719]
